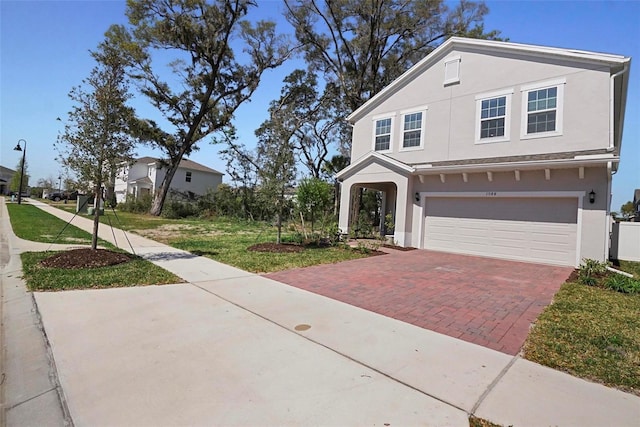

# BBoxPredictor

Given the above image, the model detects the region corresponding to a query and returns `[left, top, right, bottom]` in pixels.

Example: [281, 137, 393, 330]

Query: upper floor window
[148, 166, 153, 177]
[374, 117, 392, 152]
[185, 171, 192, 183]
[480, 97, 506, 138]
[475, 89, 513, 143]
[527, 87, 557, 133]
[400, 107, 428, 151]
[521, 78, 565, 138]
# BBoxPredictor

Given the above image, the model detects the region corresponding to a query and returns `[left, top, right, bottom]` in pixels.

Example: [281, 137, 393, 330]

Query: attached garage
[422, 195, 580, 266]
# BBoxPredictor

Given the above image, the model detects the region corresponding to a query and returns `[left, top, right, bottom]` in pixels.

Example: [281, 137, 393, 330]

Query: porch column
[338, 181, 352, 235]
[393, 178, 410, 247]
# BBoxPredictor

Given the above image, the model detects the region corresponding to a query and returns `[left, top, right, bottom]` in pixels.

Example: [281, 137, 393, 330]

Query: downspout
[605, 161, 613, 262]
[608, 63, 629, 151]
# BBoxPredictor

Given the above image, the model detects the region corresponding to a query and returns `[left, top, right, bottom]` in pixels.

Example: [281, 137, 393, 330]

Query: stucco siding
[168, 168, 222, 195]
[351, 48, 612, 165]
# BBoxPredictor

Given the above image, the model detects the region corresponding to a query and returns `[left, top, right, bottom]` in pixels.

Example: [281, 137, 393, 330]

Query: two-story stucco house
[114, 156, 223, 203]
[337, 37, 631, 267]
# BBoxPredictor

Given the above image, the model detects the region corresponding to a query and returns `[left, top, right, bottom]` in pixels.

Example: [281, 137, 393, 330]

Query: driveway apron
[265, 249, 573, 355]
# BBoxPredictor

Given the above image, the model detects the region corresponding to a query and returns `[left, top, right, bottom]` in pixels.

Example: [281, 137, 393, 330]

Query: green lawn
[523, 277, 640, 395]
[7, 203, 111, 246]
[51, 205, 370, 273]
[20, 251, 183, 291]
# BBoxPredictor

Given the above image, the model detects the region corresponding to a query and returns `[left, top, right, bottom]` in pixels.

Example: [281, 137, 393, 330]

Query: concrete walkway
[2, 198, 639, 426]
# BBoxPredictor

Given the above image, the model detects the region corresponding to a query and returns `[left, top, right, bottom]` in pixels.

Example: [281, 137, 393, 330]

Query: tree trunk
[91, 185, 101, 250]
[149, 161, 179, 216]
[276, 211, 282, 244]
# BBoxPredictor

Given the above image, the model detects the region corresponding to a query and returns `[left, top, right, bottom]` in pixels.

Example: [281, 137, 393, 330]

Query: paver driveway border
[266, 249, 574, 355]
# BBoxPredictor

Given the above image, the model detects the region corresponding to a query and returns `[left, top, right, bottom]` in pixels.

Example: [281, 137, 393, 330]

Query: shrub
[604, 275, 640, 294]
[161, 196, 198, 219]
[118, 194, 152, 214]
[578, 258, 609, 286]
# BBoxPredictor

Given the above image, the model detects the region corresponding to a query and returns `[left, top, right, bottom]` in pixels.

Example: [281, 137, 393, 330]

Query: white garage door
[423, 197, 578, 266]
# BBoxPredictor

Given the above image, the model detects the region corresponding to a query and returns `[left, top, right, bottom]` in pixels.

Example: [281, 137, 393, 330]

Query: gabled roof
[0, 165, 16, 177]
[133, 156, 223, 175]
[347, 37, 631, 123]
[336, 151, 414, 180]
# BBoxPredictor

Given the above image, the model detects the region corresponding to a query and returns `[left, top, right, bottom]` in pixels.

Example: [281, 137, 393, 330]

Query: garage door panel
[424, 197, 578, 266]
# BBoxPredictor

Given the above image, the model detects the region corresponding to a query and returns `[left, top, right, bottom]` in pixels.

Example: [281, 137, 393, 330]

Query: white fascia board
[413, 156, 620, 175]
[336, 151, 414, 180]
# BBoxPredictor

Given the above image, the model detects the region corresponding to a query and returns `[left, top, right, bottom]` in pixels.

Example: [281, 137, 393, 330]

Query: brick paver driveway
[265, 249, 573, 355]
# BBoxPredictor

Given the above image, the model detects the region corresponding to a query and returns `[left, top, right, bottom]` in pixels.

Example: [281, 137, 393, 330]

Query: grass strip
[523, 281, 640, 395]
[7, 203, 111, 247]
[20, 251, 183, 291]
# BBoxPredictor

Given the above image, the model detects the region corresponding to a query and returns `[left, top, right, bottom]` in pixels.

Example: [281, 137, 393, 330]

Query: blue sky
[1, 0, 638, 210]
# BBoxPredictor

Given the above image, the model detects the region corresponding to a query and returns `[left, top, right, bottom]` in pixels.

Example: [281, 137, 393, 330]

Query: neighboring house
[634, 189, 640, 222]
[337, 37, 631, 267]
[0, 165, 16, 195]
[114, 157, 223, 203]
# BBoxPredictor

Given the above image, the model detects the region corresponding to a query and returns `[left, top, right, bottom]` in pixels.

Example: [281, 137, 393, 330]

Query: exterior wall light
[589, 190, 596, 204]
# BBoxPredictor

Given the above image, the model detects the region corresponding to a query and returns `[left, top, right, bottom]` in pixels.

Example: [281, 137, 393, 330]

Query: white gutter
[609, 63, 629, 151]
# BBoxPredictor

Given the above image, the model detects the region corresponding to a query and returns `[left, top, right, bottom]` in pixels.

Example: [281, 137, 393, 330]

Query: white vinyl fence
[610, 222, 640, 262]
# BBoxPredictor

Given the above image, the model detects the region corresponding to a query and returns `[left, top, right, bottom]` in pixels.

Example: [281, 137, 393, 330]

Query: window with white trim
[374, 118, 392, 151]
[521, 79, 565, 138]
[401, 110, 426, 150]
[480, 97, 506, 138]
[475, 89, 512, 143]
[185, 171, 192, 183]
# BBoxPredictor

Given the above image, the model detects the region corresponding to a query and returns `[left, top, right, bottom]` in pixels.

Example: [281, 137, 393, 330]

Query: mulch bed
[40, 248, 133, 269]
[247, 243, 305, 253]
[382, 244, 416, 251]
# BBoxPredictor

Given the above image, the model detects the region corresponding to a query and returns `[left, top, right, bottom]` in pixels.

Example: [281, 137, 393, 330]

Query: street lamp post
[58, 175, 62, 193]
[12, 139, 27, 205]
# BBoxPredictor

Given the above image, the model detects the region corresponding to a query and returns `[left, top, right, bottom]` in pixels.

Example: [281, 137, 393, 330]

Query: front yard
[523, 263, 640, 395]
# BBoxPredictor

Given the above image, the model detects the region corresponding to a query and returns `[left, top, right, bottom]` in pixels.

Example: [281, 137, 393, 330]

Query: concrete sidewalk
[4, 199, 640, 426]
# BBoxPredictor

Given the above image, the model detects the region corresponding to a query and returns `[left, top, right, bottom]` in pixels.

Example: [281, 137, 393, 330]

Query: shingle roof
[134, 157, 223, 175]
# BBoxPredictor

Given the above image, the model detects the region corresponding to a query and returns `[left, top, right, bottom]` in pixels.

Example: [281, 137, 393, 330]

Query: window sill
[521, 131, 563, 140]
[474, 137, 510, 145]
[399, 145, 423, 152]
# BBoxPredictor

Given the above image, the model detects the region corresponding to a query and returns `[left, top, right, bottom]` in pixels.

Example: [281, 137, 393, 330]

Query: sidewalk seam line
[5, 386, 57, 410]
[469, 353, 520, 416]
[190, 281, 469, 415]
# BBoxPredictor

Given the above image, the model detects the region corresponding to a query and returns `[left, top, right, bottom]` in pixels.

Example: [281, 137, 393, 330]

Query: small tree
[296, 177, 332, 232]
[9, 159, 29, 194]
[56, 41, 138, 249]
[255, 122, 297, 245]
[620, 201, 635, 220]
